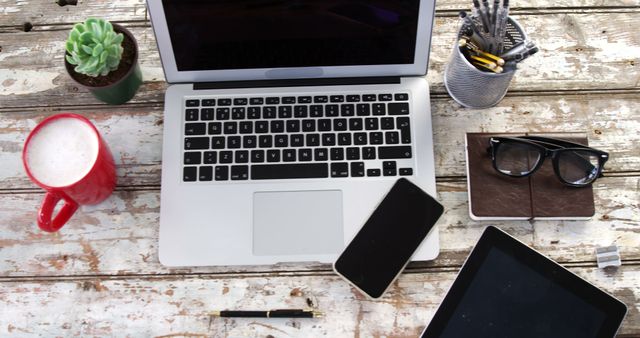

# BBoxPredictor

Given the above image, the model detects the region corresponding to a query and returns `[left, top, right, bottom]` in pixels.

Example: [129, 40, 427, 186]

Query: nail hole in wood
[23, 22, 33, 32]
[56, 0, 78, 6]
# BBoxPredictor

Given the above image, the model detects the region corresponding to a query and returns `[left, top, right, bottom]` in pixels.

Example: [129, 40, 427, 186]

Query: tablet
[421, 226, 627, 338]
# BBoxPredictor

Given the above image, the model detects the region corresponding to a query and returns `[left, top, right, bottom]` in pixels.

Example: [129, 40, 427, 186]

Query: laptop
[147, 0, 439, 266]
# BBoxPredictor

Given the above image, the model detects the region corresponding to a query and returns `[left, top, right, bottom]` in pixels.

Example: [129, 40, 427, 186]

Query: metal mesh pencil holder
[444, 17, 526, 108]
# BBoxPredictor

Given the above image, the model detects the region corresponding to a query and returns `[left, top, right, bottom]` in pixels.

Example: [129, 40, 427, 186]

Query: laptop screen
[161, 0, 421, 72]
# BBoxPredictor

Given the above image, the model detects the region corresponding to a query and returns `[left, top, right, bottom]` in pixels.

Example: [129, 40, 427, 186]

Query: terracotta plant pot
[64, 23, 143, 105]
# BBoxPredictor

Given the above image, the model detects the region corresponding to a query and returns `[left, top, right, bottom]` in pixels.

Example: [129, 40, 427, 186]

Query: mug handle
[38, 192, 79, 232]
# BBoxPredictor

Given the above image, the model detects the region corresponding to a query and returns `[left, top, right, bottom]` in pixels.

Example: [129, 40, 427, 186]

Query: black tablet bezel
[421, 226, 627, 338]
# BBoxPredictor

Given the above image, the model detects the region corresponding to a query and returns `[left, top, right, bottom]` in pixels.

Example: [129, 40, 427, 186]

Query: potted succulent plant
[64, 18, 142, 105]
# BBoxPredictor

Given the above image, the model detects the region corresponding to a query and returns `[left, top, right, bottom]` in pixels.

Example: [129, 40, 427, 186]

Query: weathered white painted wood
[1, 13, 639, 108]
[1, 93, 638, 190]
[0, 265, 638, 337]
[2, 0, 640, 28]
[1, 177, 637, 276]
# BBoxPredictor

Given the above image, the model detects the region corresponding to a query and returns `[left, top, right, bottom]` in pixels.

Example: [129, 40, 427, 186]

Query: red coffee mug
[22, 113, 117, 232]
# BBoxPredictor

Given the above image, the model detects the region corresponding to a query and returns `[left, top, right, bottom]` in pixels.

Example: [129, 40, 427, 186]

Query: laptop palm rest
[253, 190, 344, 256]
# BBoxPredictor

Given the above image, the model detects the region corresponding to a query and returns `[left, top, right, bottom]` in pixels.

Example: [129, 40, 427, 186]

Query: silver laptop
[148, 0, 439, 266]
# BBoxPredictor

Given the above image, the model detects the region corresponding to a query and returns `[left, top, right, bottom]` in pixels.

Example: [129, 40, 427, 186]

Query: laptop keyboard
[182, 92, 414, 182]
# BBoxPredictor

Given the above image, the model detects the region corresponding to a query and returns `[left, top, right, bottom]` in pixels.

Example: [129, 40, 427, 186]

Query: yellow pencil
[473, 61, 503, 73]
[470, 55, 497, 69]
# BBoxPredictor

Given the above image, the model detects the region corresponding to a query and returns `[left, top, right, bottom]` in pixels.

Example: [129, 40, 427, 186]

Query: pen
[495, 0, 510, 54]
[459, 11, 488, 49]
[479, 0, 492, 33]
[210, 309, 324, 318]
[491, 0, 500, 36]
[472, 0, 482, 18]
[500, 41, 538, 61]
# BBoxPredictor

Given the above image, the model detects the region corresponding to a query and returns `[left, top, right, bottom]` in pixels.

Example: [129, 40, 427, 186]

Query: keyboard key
[255, 121, 269, 133]
[351, 162, 365, 177]
[275, 134, 288, 147]
[372, 104, 386, 115]
[239, 121, 253, 134]
[378, 94, 393, 101]
[266, 97, 280, 104]
[340, 104, 355, 116]
[263, 106, 276, 118]
[314, 96, 328, 103]
[346, 147, 360, 160]
[211, 136, 225, 149]
[331, 162, 349, 177]
[250, 97, 264, 105]
[286, 120, 300, 132]
[202, 99, 215, 106]
[216, 108, 230, 120]
[184, 152, 201, 165]
[185, 123, 206, 135]
[294, 105, 308, 118]
[397, 117, 411, 143]
[367, 168, 381, 177]
[235, 150, 249, 163]
[218, 98, 232, 106]
[283, 149, 296, 162]
[219, 151, 233, 163]
[252, 163, 329, 180]
[306, 133, 320, 146]
[184, 137, 209, 150]
[243, 135, 257, 148]
[259, 135, 273, 148]
[251, 150, 265, 163]
[199, 166, 213, 181]
[379, 146, 412, 159]
[228, 136, 241, 148]
[208, 122, 222, 135]
[248, 107, 261, 119]
[278, 106, 292, 118]
[381, 117, 394, 130]
[338, 133, 351, 146]
[290, 134, 304, 147]
[282, 96, 296, 104]
[365, 118, 379, 130]
[333, 118, 347, 131]
[185, 109, 199, 121]
[330, 95, 344, 102]
[183, 166, 197, 181]
[362, 146, 376, 159]
[385, 131, 399, 144]
[233, 98, 248, 105]
[271, 120, 284, 133]
[201, 108, 215, 120]
[314, 148, 328, 161]
[318, 119, 331, 131]
[224, 122, 238, 134]
[215, 166, 229, 180]
[204, 151, 217, 164]
[363, 94, 376, 102]
[330, 148, 344, 160]
[370, 132, 383, 144]
[186, 99, 200, 107]
[322, 133, 336, 146]
[299, 148, 312, 161]
[346, 95, 361, 102]
[395, 93, 409, 101]
[383, 161, 397, 177]
[232, 107, 245, 120]
[356, 104, 370, 116]
[298, 96, 312, 103]
[388, 103, 410, 115]
[349, 118, 363, 131]
[310, 105, 323, 117]
[400, 168, 413, 176]
[325, 104, 339, 117]
[302, 119, 316, 132]
[231, 165, 249, 180]
[267, 149, 280, 162]
[354, 132, 367, 145]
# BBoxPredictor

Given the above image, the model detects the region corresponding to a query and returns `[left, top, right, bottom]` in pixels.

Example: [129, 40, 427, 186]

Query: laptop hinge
[193, 76, 401, 90]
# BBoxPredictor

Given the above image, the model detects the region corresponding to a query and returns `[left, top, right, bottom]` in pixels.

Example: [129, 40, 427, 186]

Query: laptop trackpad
[253, 190, 344, 256]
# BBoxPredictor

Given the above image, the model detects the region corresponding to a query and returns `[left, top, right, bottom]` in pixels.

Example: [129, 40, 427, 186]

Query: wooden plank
[0, 265, 637, 336]
[1, 93, 638, 190]
[0, 176, 638, 277]
[1, 12, 640, 108]
[2, 0, 640, 29]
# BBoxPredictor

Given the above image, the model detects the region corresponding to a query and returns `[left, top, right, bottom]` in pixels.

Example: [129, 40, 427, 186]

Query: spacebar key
[251, 163, 329, 180]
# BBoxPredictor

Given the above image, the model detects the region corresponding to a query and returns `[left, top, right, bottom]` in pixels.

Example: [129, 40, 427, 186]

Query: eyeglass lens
[495, 142, 541, 176]
[556, 150, 600, 185]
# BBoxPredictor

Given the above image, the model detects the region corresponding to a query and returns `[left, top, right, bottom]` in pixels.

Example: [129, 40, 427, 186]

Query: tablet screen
[422, 226, 626, 338]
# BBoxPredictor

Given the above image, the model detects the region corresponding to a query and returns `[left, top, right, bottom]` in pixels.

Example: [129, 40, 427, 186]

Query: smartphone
[333, 178, 444, 299]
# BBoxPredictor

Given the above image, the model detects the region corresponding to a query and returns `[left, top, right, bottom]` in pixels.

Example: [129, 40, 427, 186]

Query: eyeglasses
[488, 136, 609, 187]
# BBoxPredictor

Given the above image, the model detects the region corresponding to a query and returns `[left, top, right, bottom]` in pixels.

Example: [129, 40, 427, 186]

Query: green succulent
[65, 18, 124, 77]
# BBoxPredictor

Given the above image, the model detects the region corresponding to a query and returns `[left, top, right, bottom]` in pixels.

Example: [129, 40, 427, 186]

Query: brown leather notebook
[465, 132, 595, 220]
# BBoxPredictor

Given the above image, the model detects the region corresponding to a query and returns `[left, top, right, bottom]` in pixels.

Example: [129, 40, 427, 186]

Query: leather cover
[466, 132, 595, 219]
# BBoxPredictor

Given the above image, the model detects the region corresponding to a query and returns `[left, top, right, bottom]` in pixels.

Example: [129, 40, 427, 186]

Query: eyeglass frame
[487, 136, 610, 187]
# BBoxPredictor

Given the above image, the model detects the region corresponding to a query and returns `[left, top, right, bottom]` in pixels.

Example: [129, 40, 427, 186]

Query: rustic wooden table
[1, 0, 639, 337]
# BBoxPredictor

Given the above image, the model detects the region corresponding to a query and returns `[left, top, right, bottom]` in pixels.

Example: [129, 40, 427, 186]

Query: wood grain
[1, 176, 637, 277]
[2, 13, 640, 108]
[0, 265, 637, 337]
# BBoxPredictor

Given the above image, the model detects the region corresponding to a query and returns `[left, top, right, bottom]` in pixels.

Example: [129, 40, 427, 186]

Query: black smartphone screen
[334, 178, 444, 298]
